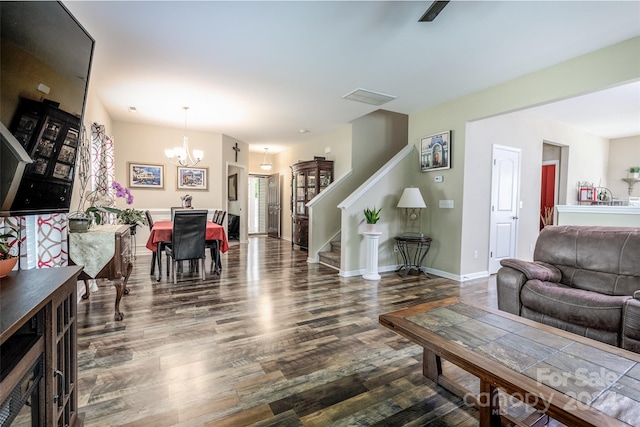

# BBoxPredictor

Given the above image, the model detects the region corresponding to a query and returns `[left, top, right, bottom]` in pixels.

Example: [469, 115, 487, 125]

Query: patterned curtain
[91, 123, 115, 196]
[90, 123, 117, 223]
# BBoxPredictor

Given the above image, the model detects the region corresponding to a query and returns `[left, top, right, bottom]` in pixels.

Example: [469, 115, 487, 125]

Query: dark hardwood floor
[77, 236, 499, 426]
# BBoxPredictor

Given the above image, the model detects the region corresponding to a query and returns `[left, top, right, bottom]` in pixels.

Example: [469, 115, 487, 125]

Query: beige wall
[110, 121, 224, 211]
[278, 125, 352, 243]
[608, 135, 640, 198]
[409, 36, 640, 278]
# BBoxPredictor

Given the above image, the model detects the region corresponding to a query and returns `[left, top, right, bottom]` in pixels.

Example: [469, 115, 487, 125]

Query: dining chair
[145, 210, 166, 276]
[171, 206, 185, 221]
[165, 210, 208, 284]
[206, 210, 226, 274]
[214, 210, 226, 226]
[211, 209, 222, 224]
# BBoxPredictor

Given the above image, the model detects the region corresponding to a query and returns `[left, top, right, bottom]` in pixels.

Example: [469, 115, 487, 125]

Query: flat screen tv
[1, 1, 94, 217]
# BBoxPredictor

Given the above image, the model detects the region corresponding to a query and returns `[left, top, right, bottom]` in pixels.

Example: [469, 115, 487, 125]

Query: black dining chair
[165, 209, 208, 284]
[145, 210, 167, 277]
[171, 206, 191, 221]
[214, 210, 226, 227]
[206, 210, 226, 274]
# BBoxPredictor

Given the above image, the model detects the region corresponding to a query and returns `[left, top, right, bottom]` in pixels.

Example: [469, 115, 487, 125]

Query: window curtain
[2, 123, 116, 272]
[89, 123, 117, 224]
[91, 122, 115, 201]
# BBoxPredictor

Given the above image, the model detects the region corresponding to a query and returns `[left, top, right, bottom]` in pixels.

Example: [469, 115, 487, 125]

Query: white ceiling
[63, 1, 640, 153]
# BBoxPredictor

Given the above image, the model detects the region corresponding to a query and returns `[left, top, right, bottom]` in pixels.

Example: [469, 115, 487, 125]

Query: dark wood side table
[69, 225, 132, 321]
[394, 233, 432, 278]
[1, 266, 84, 427]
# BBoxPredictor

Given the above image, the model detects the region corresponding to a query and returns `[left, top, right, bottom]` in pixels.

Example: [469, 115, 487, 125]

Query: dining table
[145, 220, 229, 281]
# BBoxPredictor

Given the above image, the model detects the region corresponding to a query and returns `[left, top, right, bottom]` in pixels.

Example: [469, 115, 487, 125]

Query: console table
[69, 224, 132, 321]
[1, 266, 84, 426]
[394, 233, 432, 278]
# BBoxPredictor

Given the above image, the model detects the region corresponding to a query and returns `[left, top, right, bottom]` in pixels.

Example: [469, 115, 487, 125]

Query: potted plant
[629, 166, 640, 179]
[116, 208, 148, 235]
[0, 224, 19, 278]
[70, 181, 136, 232]
[364, 207, 382, 231]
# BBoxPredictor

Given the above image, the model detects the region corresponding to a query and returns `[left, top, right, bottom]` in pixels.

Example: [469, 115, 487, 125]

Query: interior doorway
[488, 145, 521, 274]
[540, 161, 558, 229]
[248, 175, 268, 234]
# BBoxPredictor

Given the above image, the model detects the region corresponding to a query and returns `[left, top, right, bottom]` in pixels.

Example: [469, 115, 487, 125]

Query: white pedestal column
[362, 231, 382, 280]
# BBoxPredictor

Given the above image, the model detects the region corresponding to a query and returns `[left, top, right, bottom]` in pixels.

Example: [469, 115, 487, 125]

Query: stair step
[330, 240, 341, 253]
[319, 250, 340, 269]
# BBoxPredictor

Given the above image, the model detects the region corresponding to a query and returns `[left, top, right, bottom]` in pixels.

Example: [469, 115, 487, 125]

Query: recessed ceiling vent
[343, 88, 397, 106]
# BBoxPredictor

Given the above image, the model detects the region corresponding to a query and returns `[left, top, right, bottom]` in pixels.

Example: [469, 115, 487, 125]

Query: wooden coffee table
[379, 297, 640, 427]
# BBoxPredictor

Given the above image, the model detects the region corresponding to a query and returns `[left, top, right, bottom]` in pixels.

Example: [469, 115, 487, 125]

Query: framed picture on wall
[128, 162, 164, 188]
[177, 167, 208, 190]
[228, 173, 238, 201]
[420, 130, 451, 172]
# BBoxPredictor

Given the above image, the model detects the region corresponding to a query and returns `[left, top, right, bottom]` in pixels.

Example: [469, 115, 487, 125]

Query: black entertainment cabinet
[8, 97, 81, 215]
[0, 266, 83, 426]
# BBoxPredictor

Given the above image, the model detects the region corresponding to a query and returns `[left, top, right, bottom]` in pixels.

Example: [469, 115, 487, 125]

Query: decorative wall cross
[233, 142, 240, 162]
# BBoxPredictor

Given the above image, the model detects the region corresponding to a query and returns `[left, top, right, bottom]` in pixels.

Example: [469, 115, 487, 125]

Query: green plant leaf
[364, 207, 382, 224]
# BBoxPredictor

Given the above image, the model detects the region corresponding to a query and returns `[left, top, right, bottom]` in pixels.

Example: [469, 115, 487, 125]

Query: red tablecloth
[145, 221, 229, 253]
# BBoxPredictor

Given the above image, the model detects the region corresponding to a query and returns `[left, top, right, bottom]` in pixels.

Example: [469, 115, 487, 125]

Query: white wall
[409, 36, 640, 278]
[464, 111, 609, 273]
[608, 135, 640, 198]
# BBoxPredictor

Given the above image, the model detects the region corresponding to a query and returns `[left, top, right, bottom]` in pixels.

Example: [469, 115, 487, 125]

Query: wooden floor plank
[77, 236, 504, 426]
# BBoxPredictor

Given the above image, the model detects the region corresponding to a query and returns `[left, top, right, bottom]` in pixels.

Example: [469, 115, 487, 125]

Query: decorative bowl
[0, 257, 18, 278]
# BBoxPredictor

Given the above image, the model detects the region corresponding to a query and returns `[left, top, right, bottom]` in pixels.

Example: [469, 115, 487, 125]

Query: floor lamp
[397, 187, 426, 234]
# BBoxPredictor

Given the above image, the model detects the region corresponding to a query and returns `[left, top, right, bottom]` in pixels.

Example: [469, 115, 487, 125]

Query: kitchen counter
[556, 205, 640, 227]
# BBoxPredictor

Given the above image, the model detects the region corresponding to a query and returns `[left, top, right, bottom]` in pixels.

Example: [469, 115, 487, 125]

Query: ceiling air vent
[342, 88, 397, 106]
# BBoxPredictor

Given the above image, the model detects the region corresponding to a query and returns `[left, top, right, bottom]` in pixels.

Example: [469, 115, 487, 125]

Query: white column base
[362, 231, 382, 281]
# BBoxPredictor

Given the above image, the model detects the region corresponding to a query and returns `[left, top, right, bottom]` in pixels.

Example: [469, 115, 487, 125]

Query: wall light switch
[324, 146, 331, 154]
[37, 82, 50, 94]
[434, 175, 443, 183]
[439, 200, 454, 209]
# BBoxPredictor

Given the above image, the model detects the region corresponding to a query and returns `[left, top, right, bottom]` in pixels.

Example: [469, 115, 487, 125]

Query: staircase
[318, 240, 341, 270]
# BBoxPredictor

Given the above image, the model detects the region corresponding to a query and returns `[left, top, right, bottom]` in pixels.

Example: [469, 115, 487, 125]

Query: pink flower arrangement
[112, 181, 134, 205]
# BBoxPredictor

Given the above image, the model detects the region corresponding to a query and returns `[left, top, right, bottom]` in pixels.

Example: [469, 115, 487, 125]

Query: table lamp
[397, 187, 426, 233]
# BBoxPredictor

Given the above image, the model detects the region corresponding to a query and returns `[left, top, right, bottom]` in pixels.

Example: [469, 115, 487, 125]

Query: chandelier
[260, 148, 272, 171]
[165, 106, 203, 167]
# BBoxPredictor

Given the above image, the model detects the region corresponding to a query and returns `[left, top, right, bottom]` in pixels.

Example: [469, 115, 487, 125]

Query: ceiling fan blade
[419, 1, 450, 22]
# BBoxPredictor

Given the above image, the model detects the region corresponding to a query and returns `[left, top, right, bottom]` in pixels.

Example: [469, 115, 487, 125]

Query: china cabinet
[8, 97, 81, 213]
[290, 159, 334, 249]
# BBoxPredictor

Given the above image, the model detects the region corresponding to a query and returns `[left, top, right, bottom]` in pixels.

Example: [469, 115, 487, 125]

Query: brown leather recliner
[497, 225, 640, 352]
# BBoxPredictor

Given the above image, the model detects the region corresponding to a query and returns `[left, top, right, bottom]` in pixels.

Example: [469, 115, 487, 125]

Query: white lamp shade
[260, 148, 272, 170]
[397, 187, 426, 208]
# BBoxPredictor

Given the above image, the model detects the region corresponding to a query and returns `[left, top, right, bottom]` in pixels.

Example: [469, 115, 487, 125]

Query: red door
[540, 164, 556, 230]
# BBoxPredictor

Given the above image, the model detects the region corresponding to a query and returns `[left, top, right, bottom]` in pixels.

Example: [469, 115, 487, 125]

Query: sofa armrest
[634, 290, 640, 300]
[496, 266, 527, 316]
[496, 259, 562, 316]
[622, 297, 640, 353]
[499, 259, 562, 282]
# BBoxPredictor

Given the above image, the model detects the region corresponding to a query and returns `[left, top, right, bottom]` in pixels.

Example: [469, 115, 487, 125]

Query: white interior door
[489, 145, 521, 274]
